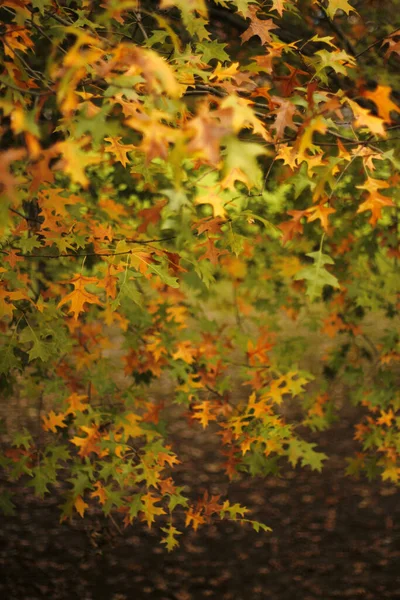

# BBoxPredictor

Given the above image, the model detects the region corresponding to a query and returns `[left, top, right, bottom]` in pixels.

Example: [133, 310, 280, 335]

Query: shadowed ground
[1, 400, 399, 600]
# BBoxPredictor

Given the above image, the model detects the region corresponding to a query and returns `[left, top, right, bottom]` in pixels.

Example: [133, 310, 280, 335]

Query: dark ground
[1, 404, 399, 600]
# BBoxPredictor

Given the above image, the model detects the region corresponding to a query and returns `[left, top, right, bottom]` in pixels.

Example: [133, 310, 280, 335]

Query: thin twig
[0, 77, 53, 96]
[9, 208, 42, 224]
[354, 26, 400, 59]
[133, 11, 148, 41]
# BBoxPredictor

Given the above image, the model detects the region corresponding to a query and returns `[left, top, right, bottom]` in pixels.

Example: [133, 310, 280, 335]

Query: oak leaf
[363, 85, 400, 123]
[104, 136, 134, 167]
[325, 0, 356, 19]
[71, 425, 105, 458]
[65, 393, 89, 415]
[172, 340, 197, 364]
[42, 411, 67, 433]
[198, 237, 229, 266]
[161, 524, 182, 552]
[91, 481, 107, 505]
[74, 495, 89, 518]
[58, 274, 102, 320]
[356, 177, 394, 225]
[347, 98, 386, 137]
[306, 203, 336, 233]
[140, 493, 166, 528]
[185, 507, 206, 531]
[241, 5, 278, 45]
[193, 401, 218, 429]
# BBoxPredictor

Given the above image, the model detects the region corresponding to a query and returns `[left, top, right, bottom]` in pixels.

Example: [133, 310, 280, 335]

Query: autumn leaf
[91, 481, 107, 505]
[58, 274, 102, 320]
[241, 5, 278, 45]
[278, 210, 306, 245]
[185, 507, 206, 531]
[71, 425, 105, 458]
[192, 401, 218, 428]
[271, 96, 297, 139]
[118, 413, 145, 439]
[198, 237, 229, 266]
[247, 330, 274, 366]
[160, 524, 182, 551]
[172, 340, 197, 364]
[74, 495, 89, 518]
[363, 85, 400, 123]
[347, 98, 386, 137]
[356, 177, 394, 225]
[65, 393, 88, 415]
[194, 192, 228, 218]
[271, 0, 286, 17]
[377, 409, 395, 427]
[104, 136, 134, 167]
[324, 0, 356, 19]
[42, 411, 67, 433]
[140, 493, 166, 528]
[306, 202, 336, 233]
[54, 139, 101, 188]
[157, 450, 181, 468]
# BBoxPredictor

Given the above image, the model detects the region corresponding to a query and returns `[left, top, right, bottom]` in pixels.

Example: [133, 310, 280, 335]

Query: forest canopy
[0, 0, 399, 549]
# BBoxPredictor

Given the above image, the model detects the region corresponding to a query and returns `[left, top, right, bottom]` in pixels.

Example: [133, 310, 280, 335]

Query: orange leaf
[377, 409, 395, 427]
[363, 85, 400, 123]
[91, 481, 107, 505]
[192, 401, 218, 429]
[241, 5, 278, 45]
[356, 177, 394, 225]
[74, 495, 89, 518]
[71, 425, 105, 458]
[104, 136, 134, 167]
[42, 410, 67, 433]
[347, 98, 386, 137]
[58, 274, 102, 320]
[306, 203, 336, 232]
[172, 340, 197, 364]
[65, 393, 88, 415]
[185, 507, 206, 531]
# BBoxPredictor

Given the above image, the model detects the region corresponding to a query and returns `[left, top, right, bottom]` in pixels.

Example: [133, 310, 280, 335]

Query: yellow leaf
[195, 192, 227, 218]
[193, 401, 218, 429]
[54, 139, 101, 187]
[104, 136, 134, 167]
[363, 85, 400, 123]
[65, 393, 88, 415]
[347, 98, 386, 137]
[42, 411, 67, 433]
[119, 413, 144, 439]
[172, 340, 197, 364]
[325, 0, 356, 19]
[141, 493, 166, 528]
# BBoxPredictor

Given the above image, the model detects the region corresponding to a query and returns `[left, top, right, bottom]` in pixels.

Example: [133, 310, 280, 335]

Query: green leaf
[168, 488, 188, 512]
[19, 327, 52, 362]
[29, 466, 53, 497]
[0, 490, 15, 515]
[12, 429, 33, 450]
[161, 524, 182, 551]
[129, 493, 145, 521]
[224, 138, 267, 189]
[196, 40, 229, 63]
[295, 249, 340, 301]
[249, 519, 272, 533]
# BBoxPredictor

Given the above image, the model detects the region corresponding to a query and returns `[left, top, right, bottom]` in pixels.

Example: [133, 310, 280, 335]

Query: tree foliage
[0, 0, 399, 547]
